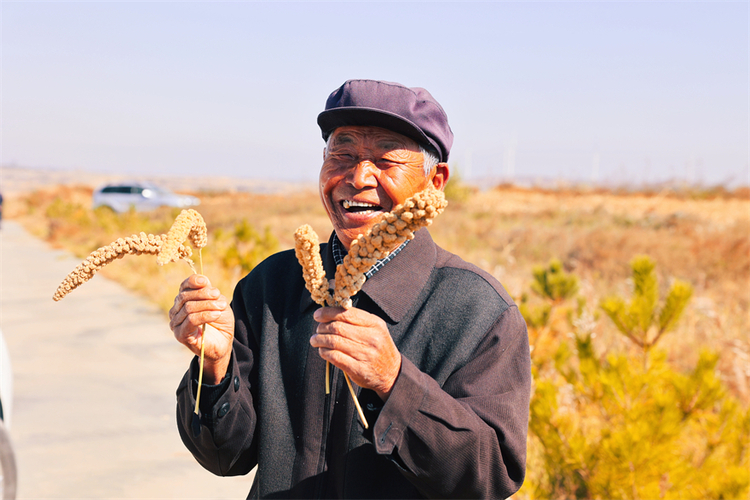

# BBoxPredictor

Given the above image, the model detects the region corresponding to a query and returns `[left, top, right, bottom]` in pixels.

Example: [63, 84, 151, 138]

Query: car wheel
[0, 421, 17, 499]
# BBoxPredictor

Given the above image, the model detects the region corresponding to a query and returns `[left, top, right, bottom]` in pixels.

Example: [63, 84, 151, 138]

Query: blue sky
[2, 1, 748, 187]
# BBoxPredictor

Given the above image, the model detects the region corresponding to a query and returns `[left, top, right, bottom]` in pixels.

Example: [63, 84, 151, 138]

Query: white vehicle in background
[0, 329, 16, 499]
[92, 182, 200, 213]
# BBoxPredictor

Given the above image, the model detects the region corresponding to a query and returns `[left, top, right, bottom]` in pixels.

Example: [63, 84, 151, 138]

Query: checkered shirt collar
[331, 233, 409, 280]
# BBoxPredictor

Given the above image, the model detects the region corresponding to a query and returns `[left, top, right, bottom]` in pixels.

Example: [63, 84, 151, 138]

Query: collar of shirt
[331, 233, 410, 280]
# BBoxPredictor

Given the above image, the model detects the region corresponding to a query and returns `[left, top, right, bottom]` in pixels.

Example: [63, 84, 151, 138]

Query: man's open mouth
[341, 200, 383, 214]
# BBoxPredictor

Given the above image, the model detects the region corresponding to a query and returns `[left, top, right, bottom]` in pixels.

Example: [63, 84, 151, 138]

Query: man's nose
[348, 160, 378, 189]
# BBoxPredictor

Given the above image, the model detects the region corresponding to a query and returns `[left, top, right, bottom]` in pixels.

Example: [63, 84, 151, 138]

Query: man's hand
[311, 307, 402, 401]
[170, 274, 234, 384]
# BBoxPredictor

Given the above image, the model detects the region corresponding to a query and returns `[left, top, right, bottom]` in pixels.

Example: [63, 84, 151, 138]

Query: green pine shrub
[214, 219, 279, 279]
[522, 258, 581, 375]
[519, 256, 749, 500]
[519, 293, 552, 330]
[531, 258, 579, 303]
[601, 255, 692, 352]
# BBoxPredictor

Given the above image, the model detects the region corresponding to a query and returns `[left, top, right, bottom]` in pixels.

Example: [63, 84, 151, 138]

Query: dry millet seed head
[158, 209, 208, 266]
[294, 225, 333, 307]
[332, 185, 448, 309]
[53, 232, 194, 301]
[293, 186, 447, 309]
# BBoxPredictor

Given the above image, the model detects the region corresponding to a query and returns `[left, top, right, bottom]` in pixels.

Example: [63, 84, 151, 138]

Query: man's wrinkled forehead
[328, 126, 421, 152]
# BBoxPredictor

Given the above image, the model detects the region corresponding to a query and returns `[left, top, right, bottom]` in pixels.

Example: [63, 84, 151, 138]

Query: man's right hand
[170, 274, 234, 384]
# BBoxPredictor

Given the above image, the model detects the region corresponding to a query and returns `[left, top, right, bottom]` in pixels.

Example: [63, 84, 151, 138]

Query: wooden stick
[194, 325, 206, 415]
[194, 248, 206, 415]
[343, 372, 369, 429]
[325, 361, 331, 395]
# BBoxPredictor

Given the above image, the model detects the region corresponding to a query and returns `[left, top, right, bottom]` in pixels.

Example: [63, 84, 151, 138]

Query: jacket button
[233, 376, 240, 392]
[217, 402, 230, 418]
[366, 403, 381, 412]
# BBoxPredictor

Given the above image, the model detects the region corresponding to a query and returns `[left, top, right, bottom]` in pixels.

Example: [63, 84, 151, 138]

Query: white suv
[92, 182, 200, 213]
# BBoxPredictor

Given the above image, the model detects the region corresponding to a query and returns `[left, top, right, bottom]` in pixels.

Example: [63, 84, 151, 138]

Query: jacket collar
[360, 228, 436, 323]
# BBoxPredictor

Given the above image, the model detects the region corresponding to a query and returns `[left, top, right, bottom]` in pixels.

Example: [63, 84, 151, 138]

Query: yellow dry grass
[7, 182, 749, 402]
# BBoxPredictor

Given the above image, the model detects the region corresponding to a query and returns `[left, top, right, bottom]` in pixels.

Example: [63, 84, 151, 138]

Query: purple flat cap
[317, 79, 454, 162]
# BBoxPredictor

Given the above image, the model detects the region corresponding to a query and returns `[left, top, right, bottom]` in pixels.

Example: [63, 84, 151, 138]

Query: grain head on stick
[52, 209, 208, 302]
[157, 209, 207, 266]
[294, 185, 447, 308]
[333, 185, 447, 308]
[294, 225, 334, 307]
[52, 232, 195, 301]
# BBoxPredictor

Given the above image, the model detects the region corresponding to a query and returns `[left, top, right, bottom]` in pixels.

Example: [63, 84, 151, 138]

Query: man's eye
[377, 159, 399, 168]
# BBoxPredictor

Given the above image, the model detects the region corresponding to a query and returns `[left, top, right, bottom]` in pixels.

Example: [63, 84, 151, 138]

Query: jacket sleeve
[176, 283, 259, 477]
[371, 305, 531, 499]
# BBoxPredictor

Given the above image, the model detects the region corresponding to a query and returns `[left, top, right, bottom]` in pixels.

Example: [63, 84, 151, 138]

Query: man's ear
[431, 162, 450, 191]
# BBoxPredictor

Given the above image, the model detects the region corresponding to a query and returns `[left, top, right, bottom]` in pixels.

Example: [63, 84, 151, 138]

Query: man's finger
[313, 306, 347, 323]
[316, 346, 359, 372]
[313, 306, 384, 328]
[310, 331, 350, 351]
[183, 273, 211, 291]
[171, 284, 221, 317]
[170, 297, 226, 329]
[173, 275, 214, 306]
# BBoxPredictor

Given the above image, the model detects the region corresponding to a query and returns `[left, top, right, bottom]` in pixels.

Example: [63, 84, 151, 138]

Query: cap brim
[317, 107, 441, 159]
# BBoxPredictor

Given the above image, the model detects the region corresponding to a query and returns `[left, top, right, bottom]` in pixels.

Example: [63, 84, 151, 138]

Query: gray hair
[419, 146, 439, 177]
[325, 135, 440, 177]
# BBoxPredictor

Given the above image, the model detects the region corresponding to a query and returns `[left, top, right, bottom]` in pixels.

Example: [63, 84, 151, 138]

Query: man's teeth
[343, 200, 379, 210]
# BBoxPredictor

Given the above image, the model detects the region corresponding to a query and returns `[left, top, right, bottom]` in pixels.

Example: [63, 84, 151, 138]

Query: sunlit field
[6, 181, 749, 499]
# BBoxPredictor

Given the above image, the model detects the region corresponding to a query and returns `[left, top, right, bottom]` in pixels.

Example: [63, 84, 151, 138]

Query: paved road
[0, 221, 252, 498]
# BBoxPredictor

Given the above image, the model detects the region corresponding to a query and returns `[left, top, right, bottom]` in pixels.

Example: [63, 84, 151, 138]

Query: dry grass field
[5, 181, 749, 497]
[6, 183, 748, 397]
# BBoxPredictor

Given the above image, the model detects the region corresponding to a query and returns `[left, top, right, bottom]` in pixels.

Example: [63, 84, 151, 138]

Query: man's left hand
[311, 306, 401, 401]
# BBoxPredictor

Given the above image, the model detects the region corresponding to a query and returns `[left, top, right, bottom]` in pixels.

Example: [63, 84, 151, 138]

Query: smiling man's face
[319, 125, 448, 249]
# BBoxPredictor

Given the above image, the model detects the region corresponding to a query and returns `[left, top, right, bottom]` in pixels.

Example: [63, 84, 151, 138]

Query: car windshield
[100, 185, 173, 195]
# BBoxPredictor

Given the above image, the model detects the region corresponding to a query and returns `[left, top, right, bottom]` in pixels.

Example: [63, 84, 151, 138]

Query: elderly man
[170, 79, 531, 499]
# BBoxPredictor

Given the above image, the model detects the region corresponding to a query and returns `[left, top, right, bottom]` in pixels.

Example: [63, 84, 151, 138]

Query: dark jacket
[176, 229, 531, 499]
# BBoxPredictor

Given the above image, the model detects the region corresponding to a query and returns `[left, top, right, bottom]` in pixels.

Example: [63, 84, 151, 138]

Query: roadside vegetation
[5, 180, 749, 499]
